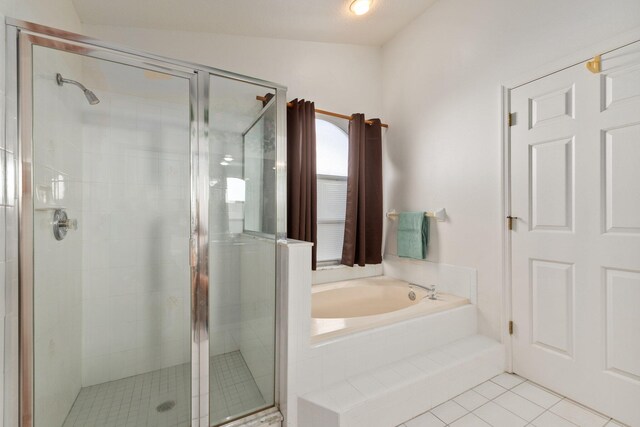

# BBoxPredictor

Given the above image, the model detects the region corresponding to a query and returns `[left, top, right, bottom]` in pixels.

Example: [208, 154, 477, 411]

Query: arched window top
[315, 119, 348, 177]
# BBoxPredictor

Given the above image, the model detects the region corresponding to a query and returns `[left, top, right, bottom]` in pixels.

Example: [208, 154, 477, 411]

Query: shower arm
[56, 73, 89, 92]
[56, 73, 100, 105]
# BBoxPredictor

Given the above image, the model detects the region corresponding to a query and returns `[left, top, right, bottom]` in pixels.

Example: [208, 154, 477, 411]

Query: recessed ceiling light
[220, 161, 229, 166]
[350, 0, 371, 15]
[223, 155, 233, 162]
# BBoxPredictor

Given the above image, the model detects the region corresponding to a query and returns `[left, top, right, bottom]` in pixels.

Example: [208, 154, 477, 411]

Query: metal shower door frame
[5, 18, 287, 427]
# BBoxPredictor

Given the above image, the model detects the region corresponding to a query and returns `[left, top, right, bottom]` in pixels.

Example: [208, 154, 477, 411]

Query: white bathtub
[311, 275, 469, 341]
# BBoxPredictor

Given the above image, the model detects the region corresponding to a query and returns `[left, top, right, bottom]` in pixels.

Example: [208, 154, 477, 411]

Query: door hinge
[509, 321, 514, 335]
[508, 112, 515, 126]
[507, 216, 518, 230]
[586, 54, 601, 74]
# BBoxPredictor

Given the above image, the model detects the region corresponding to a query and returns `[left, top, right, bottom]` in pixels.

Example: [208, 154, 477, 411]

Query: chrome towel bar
[386, 208, 447, 222]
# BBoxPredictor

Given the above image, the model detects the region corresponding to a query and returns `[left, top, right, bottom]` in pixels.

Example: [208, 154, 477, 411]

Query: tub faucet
[409, 283, 438, 300]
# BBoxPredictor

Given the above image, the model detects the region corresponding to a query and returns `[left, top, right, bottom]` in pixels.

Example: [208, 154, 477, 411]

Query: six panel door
[510, 41, 640, 426]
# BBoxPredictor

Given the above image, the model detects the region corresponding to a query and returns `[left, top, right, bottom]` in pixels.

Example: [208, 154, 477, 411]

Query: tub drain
[156, 400, 176, 412]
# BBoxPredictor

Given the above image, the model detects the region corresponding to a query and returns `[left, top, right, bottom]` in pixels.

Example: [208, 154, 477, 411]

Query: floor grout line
[400, 373, 623, 427]
[61, 350, 265, 427]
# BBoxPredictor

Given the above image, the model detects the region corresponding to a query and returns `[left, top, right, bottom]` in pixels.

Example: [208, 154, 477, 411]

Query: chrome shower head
[84, 89, 100, 105]
[56, 73, 100, 105]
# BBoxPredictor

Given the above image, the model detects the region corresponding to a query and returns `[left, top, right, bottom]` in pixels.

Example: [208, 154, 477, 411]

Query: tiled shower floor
[62, 351, 265, 427]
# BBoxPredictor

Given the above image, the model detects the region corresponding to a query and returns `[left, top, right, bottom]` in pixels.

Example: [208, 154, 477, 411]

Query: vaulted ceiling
[71, 0, 438, 46]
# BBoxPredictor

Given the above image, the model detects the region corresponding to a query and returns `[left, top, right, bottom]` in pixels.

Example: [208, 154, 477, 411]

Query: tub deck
[311, 276, 470, 342]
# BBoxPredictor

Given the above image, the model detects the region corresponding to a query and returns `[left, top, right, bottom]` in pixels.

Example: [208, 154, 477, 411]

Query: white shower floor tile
[399, 373, 623, 427]
[62, 351, 265, 427]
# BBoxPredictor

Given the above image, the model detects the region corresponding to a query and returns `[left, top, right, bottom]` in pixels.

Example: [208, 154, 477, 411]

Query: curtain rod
[255, 96, 389, 128]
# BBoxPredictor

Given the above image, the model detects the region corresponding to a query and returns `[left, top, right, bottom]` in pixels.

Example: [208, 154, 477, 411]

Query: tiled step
[299, 335, 504, 427]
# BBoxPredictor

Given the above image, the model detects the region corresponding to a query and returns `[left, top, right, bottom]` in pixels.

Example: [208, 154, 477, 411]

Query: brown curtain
[287, 99, 318, 269]
[341, 114, 383, 267]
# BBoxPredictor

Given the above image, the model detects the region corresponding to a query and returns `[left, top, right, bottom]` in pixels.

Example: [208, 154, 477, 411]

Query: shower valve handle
[53, 209, 78, 240]
[59, 218, 78, 231]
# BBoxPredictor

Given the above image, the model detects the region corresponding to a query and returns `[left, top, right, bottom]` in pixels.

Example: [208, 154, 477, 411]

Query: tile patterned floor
[62, 351, 265, 427]
[210, 351, 266, 425]
[399, 373, 626, 427]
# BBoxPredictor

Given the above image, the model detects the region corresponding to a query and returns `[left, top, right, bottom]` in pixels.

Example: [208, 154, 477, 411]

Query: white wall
[1, 3, 83, 426]
[9, 0, 81, 32]
[82, 25, 383, 119]
[381, 0, 640, 339]
[84, 4, 640, 350]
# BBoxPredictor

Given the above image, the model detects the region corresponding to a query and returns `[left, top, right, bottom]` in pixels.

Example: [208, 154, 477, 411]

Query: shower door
[19, 33, 197, 427]
[8, 19, 285, 427]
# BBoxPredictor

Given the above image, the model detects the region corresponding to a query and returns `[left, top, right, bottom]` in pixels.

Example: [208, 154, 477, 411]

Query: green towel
[397, 212, 428, 259]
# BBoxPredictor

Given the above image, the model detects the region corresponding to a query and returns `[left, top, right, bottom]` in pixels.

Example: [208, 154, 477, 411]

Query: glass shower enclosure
[4, 19, 286, 427]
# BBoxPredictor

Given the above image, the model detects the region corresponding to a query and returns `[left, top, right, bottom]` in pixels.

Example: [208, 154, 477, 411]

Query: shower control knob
[60, 218, 78, 230]
[53, 209, 78, 240]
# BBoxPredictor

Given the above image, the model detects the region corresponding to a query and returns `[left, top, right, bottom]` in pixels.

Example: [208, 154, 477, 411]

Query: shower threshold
[62, 351, 266, 427]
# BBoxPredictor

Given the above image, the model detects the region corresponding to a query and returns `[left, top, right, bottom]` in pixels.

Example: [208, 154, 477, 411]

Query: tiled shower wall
[1, 4, 84, 426]
[31, 44, 84, 427]
[210, 239, 243, 357]
[208, 125, 251, 359]
[79, 78, 192, 386]
[239, 236, 276, 404]
[208, 101, 277, 403]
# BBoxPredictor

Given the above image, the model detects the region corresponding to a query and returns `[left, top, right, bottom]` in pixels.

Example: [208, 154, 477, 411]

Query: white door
[510, 40, 640, 426]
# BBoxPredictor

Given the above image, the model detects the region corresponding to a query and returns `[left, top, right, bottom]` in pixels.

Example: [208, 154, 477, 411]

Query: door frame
[500, 26, 640, 373]
[5, 18, 288, 427]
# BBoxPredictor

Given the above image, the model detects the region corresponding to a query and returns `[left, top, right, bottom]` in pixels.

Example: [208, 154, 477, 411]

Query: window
[316, 119, 349, 265]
